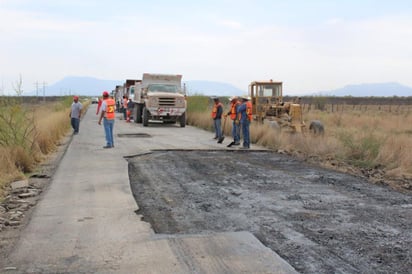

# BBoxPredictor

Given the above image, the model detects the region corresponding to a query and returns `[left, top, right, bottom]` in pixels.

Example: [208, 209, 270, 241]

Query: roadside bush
[0, 98, 74, 200]
[338, 131, 383, 168]
[187, 96, 209, 113]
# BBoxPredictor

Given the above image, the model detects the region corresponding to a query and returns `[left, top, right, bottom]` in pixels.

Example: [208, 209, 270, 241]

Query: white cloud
[217, 19, 242, 29]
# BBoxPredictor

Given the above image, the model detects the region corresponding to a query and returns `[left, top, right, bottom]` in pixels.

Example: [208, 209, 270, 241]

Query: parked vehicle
[131, 73, 186, 127]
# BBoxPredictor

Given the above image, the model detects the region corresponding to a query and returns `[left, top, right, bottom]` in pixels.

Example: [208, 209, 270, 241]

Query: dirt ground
[128, 150, 412, 274]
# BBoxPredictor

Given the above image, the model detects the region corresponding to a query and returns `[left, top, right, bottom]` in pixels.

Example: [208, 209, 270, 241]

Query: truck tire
[179, 112, 186, 127]
[309, 120, 324, 135]
[132, 105, 138, 123]
[143, 107, 149, 127]
[134, 104, 142, 123]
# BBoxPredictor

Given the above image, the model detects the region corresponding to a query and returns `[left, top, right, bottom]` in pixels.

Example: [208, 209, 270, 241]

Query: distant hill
[318, 82, 412, 97]
[26, 77, 412, 98]
[27, 76, 122, 96]
[184, 80, 245, 96]
[26, 77, 245, 97]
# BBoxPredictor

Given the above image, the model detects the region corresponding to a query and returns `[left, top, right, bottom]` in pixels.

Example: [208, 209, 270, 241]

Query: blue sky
[1, 0, 412, 95]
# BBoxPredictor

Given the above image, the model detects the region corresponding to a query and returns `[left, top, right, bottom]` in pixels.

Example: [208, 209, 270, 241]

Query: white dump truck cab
[132, 73, 186, 127]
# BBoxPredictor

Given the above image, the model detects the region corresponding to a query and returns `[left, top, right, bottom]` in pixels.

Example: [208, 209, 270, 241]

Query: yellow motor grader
[249, 80, 305, 133]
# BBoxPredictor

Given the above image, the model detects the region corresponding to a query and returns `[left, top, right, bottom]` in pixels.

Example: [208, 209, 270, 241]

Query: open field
[187, 96, 412, 192]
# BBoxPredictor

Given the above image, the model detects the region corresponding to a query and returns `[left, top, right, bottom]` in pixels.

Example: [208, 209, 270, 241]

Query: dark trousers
[71, 117, 80, 133]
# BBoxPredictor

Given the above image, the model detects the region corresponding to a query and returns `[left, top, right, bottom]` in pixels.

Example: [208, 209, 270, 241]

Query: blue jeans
[213, 119, 222, 139]
[71, 117, 80, 133]
[232, 121, 240, 143]
[103, 118, 115, 147]
[241, 120, 250, 148]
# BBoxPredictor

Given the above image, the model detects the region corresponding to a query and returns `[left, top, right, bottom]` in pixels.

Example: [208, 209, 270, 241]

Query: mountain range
[26, 76, 412, 97]
[316, 82, 412, 97]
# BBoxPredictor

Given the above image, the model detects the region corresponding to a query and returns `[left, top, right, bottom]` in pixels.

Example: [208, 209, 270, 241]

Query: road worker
[98, 91, 116, 148]
[126, 98, 134, 122]
[70, 95, 82, 135]
[225, 96, 241, 147]
[238, 96, 252, 149]
[211, 97, 224, 143]
[96, 97, 102, 115]
[122, 96, 128, 120]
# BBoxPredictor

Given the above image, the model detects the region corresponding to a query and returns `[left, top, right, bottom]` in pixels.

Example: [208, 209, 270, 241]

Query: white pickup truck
[131, 73, 186, 127]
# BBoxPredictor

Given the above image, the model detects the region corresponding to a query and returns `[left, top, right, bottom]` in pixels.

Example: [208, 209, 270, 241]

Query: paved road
[2, 105, 297, 273]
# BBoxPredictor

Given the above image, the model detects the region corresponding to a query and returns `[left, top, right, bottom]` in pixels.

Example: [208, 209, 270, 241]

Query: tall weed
[0, 97, 74, 199]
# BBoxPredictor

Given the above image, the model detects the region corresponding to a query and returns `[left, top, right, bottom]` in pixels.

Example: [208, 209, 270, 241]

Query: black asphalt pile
[128, 150, 412, 274]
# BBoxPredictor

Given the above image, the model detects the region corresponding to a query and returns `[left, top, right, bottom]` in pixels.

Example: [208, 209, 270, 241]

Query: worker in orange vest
[126, 98, 134, 122]
[96, 97, 102, 115]
[237, 96, 252, 149]
[211, 97, 224, 143]
[98, 91, 116, 148]
[225, 96, 241, 147]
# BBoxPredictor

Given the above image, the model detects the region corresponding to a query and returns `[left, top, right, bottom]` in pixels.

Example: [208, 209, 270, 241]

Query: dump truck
[249, 80, 306, 133]
[131, 73, 186, 127]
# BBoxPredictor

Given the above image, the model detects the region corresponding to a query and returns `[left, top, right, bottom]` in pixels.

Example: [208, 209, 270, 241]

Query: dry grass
[187, 96, 412, 189]
[0, 98, 80, 200]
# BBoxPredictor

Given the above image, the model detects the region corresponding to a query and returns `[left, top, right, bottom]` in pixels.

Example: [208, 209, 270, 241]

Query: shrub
[338, 131, 383, 168]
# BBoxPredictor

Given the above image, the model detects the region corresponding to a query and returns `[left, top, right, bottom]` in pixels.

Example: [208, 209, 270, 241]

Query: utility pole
[42, 81, 47, 102]
[34, 81, 39, 97]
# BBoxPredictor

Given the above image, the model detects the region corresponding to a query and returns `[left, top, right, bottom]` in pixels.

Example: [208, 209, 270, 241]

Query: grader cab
[249, 80, 305, 133]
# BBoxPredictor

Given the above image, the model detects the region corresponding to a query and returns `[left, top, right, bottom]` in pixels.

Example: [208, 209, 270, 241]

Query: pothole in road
[117, 133, 151, 138]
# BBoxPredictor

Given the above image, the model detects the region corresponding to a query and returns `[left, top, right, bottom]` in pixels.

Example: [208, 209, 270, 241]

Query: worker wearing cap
[237, 96, 252, 149]
[98, 91, 116, 148]
[211, 97, 224, 143]
[69, 96, 82, 134]
[225, 96, 241, 146]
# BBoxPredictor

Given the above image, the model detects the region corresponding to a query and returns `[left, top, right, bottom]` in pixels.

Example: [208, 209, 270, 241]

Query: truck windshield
[148, 84, 178, 93]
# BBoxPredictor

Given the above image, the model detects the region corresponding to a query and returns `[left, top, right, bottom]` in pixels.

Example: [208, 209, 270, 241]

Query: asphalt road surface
[128, 149, 412, 273]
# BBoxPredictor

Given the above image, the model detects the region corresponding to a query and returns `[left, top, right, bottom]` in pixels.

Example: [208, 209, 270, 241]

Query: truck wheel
[309, 120, 324, 136]
[179, 112, 186, 127]
[134, 105, 142, 123]
[132, 105, 138, 123]
[143, 107, 149, 127]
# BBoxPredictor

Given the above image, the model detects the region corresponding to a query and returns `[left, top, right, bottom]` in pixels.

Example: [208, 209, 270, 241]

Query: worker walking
[225, 96, 241, 146]
[211, 97, 224, 143]
[70, 96, 82, 135]
[238, 96, 252, 149]
[98, 91, 116, 148]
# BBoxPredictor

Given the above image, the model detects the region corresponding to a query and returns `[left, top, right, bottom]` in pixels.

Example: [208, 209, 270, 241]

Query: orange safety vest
[246, 101, 253, 121]
[229, 101, 240, 120]
[211, 102, 222, 119]
[105, 98, 116, 120]
[238, 101, 253, 121]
